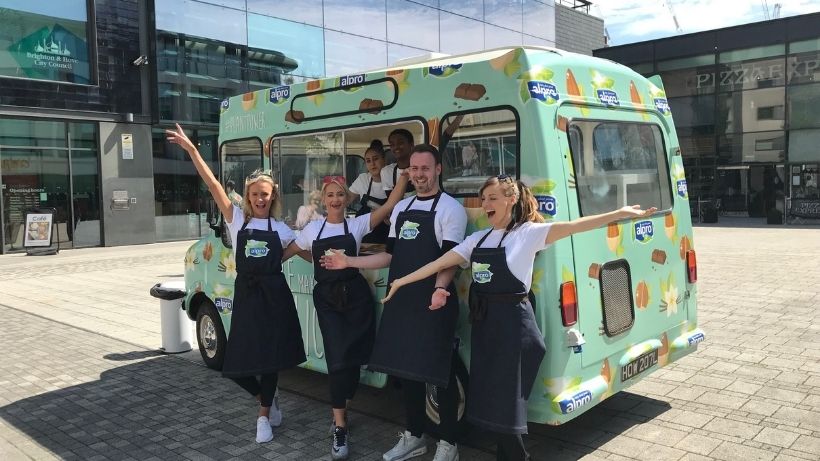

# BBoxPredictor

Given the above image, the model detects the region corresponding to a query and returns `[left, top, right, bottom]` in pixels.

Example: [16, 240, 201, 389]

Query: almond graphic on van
[651, 249, 667, 264]
[679, 235, 691, 260]
[635, 281, 650, 309]
[454, 83, 486, 101]
[359, 98, 383, 113]
[664, 213, 676, 240]
[285, 110, 304, 124]
[588, 263, 601, 279]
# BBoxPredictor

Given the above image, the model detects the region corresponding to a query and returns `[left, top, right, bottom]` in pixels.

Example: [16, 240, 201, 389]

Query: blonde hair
[479, 176, 544, 230]
[242, 169, 281, 222]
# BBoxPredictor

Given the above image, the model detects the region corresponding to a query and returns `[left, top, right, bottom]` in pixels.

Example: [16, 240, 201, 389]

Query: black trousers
[231, 373, 278, 407]
[497, 432, 529, 461]
[329, 366, 361, 409]
[402, 352, 460, 444]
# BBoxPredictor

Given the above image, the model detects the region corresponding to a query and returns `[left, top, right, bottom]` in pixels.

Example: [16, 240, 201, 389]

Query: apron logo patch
[245, 239, 270, 258]
[324, 248, 345, 256]
[398, 221, 421, 239]
[471, 262, 493, 284]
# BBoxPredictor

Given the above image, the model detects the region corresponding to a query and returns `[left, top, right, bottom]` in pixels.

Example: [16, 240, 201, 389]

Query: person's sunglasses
[248, 170, 273, 180]
[322, 175, 346, 185]
[496, 173, 514, 183]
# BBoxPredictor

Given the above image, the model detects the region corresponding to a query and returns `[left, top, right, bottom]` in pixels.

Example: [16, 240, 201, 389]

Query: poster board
[24, 208, 59, 255]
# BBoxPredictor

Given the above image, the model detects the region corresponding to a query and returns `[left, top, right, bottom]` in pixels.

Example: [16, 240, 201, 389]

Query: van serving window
[569, 121, 673, 216]
[439, 108, 519, 196]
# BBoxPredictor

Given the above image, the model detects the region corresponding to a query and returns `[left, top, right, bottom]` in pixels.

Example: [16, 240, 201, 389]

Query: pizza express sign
[694, 58, 818, 88]
[6, 24, 90, 84]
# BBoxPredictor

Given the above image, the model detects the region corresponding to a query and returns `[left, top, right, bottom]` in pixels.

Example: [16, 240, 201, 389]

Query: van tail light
[686, 250, 697, 283]
[560, 281, 578, 326]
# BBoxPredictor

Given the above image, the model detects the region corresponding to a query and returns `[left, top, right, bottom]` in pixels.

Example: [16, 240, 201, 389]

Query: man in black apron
[322, 144, 467, 461]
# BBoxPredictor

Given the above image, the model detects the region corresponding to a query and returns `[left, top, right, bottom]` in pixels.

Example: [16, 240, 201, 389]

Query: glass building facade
[594, 12, 820, 224]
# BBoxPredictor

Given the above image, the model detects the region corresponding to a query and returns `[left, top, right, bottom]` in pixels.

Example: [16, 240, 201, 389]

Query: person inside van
[381, 129, 415, 196]
[294, 189, 323, 230]
[225, 180, 243, 207]
[287, 172, 409, 460]
[321, 144, 467, 461]
[379, 175, 656, 461]
[166, 124, 306, 445]
[349, 140, 390, 243]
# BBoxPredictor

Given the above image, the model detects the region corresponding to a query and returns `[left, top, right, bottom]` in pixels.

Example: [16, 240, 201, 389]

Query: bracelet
[434, 286, 447, 291]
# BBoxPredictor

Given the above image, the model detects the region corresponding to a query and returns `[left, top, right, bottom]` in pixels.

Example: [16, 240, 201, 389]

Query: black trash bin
[701, 201, 718, 223]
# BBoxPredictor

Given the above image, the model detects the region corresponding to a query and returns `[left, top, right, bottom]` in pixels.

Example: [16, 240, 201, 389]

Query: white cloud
[593, 0, 820, 45]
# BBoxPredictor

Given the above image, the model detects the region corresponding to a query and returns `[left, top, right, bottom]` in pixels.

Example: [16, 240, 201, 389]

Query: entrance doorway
[716, 165, 785, 221]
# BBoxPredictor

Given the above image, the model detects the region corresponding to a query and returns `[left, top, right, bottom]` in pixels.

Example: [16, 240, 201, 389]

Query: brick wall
[555, 3, 606, 55]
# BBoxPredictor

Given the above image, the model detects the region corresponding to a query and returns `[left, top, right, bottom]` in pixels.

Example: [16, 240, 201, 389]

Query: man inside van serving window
[321, 144, 467, 461]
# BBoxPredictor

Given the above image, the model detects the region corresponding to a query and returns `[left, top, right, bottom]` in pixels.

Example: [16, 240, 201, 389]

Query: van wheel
[196, 302, 226, 370]
[425, 357, 470, 438]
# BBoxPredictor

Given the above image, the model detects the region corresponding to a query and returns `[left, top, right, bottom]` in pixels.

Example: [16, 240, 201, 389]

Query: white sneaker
[432, 440, 458, 461]
[331, 426, 349, 460]
[383, 431, 427, 461]
[256, 416, 273, 443]
[269, 395, 282, 427]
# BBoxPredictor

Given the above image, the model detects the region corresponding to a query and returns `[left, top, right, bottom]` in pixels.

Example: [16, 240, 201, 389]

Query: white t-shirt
[295, 214, 372, 253]
[379, 164, 404, 193]
[227, 205, 295, 252]
[388, 192, 467, 247]
[350, 172, 387, 200]
[452, 222, 553, 292]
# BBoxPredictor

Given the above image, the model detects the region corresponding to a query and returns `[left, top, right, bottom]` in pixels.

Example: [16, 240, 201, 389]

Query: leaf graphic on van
[519, 67, 554, 82]
[212, 283, 233, 299]
[530, 268, 544, 295]
[590, 70, 615, 90]
[530, 179, 556, 195]
[561, 266, 574, 283]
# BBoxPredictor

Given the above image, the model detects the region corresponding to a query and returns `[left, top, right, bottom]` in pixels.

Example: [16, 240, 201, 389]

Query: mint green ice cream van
[181, 46, 704, 430]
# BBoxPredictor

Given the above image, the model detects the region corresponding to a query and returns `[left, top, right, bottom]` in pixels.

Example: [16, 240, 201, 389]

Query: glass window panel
[679, 135, 716, 160]
[790, 38, 820, 55]
[658, 64, 716, 97]
[656, 54, 714, 72]
[522, 0, 555, 41]
[439, 11, 484, 55]
[440, 109, 518, 196]
[440, 0, 482, 20]
[324, 31, 387, 76]
[666, 95, 715, 136]
[323, 0, 386, 41]
[388, 43, 429, 66]
[523, 34, 554, 48]
[717, 131, 785, 164]
[0, 2, 91, 84]
[248, 14, 325, 78]
[68, 122, 96, 149]
[788, 129, 820, 164]
[196, 0, 246, 10]
[70, 146, 100, 247]
[719, 44, 785, 63]
[386, 0, 439, 51]
[484, 24, 522, 49]
[247, 0, 323, 26]
[788, 83, 820, 130]
[155, 0, 247, 45]
[630, 63, 654, 75]
[570, 122, 673, 215]
[786, 49, 820, 85]
[716, 88, 785, 135]
[716, 56, 785, 92]
[0, 118, 66, 148]
[484, 0, 522, 31]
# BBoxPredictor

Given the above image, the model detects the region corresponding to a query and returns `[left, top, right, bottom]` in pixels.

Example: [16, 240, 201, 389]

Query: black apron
[221, 219, 306, 378]
[356, 177, 389, 244]
[311, 219, 376, 372]
[368, 193, 459, 387]
[466, 229, 546, 434]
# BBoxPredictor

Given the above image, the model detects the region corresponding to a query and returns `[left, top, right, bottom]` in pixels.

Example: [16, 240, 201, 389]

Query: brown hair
[479, 176, 544, 230]
[242, 169, 281, 222]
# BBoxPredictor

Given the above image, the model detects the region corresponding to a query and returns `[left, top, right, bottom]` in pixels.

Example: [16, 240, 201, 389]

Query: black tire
[196, 301, 227, 370]
[425, 356, 470, 438]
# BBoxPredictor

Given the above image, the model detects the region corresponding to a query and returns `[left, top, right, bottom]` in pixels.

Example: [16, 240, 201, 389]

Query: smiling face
[480, 182, 516, 230]
[322, 182, 348, 220]
[246, 181, 275, 219]
[408, 151, 441, 197]
[364, 148, 385, 179]
[388, 132, 413, 164]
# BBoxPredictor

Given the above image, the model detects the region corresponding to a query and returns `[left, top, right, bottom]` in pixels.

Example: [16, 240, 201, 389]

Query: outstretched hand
[319, 249, 348, 270]
[165, 123, 196, 155]
[620, 205, 657, 218]
[380, 278, 405, 304]
[429, 288, 450, 310]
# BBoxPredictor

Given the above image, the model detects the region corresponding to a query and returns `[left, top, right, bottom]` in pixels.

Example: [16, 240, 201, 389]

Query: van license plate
[621, 349, 658, 382]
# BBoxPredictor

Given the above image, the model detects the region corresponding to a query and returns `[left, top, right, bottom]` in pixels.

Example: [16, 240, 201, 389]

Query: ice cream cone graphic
[659, 332, 669, 366]
[606, 223, 624, 255]
[630, 81, 650, 121]
[664, 213, 677, 240]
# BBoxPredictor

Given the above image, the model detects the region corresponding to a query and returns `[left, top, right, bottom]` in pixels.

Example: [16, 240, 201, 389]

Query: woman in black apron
[350, 140, 389, 243]
[166, 125, 306, 445]
[381, 176, 654, 460]
[290, 174, 408, 460]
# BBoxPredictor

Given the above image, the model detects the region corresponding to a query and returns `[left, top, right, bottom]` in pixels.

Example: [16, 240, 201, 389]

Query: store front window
[0, 118, 100, 253]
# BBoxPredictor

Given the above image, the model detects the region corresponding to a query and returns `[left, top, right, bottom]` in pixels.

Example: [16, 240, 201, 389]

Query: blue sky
[592, 0, 820, 46]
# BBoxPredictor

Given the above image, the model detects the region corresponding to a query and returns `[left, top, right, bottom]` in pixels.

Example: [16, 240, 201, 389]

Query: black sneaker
[332, 426, 349, 460]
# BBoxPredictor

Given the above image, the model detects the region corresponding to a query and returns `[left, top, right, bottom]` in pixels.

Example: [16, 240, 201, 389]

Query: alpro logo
[558, 390, 593, 414]
[215, 297, 233, 313]
[676, 179, 688, 199]
[399, 221, 421, 240]
[633, 220, 654, 244]
[339, 74, 365, 88]
[535, 195, 557, 217]
[426, 64, 462, 77]
[220, 99, 229, 113]
[527, 81, 559, 103]
[687, 332, 705, 346]
[471, 262, 493, 284]
[244, 239, 269, 258]
[268, 86, 290, 105]
[596, 89, 620, 106]
[654, 98, 670, 114]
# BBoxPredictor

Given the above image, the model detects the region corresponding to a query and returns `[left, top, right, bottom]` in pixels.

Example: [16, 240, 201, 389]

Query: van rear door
[556, 106, 688, 371]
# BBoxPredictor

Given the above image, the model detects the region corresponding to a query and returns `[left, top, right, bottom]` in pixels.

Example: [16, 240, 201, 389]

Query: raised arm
[320, 250, 392, 271]
[381, 250, 466, 303]
[368, 170, 409, 229]
[546, 205, 657, 244]
[282, 241, 312, 263]
[166, 124, 232, 221]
